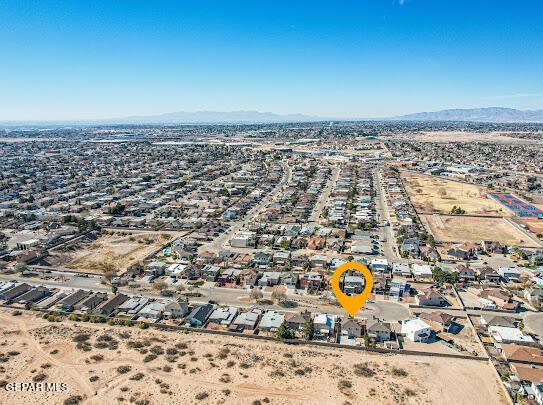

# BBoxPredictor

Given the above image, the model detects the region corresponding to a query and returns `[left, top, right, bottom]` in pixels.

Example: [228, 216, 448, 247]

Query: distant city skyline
[1, 0, 542, 121]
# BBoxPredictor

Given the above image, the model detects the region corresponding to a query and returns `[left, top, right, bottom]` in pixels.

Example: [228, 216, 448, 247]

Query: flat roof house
[400, 318, 432, 342]
[259, 310, 284, 333]
[208, 306, 238, 326]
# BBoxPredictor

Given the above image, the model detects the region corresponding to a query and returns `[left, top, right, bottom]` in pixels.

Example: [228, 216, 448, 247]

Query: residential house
[478, 266, 501, 284]
[366, 318, 392, 342]
[75, 292, 108, 313]
[184, 304, 215, 327]
[0, 283, 32, 302]
[411, 264, 433, 280]
[455, 264, 477, 282]
[416, 288, 450, 307]
[273, 251, 291, 266]
[341, 275, 364, 295]
[313, 313, 337, 337]
[340, 318, 364, 338]
[371, 258, 389, 273]
[400, 318, 432, 342]
[228, 308, 262, 332]
[502, 343, 543, 365]
[479, 288, 518, 311]
[392, 263, 411, 277]
[419, 312, 455, 332]
[15, 286, 51, 306]
[57, 289, 92, 312]
[94, 293, 129, 316]
[253, 252, 272, 267]
[284, 310, 311, 332]
[525, 289, 543, 307]
[259, 310, 285, 333]
[299, 273, 324, 291]
[489, 326, 534, 344]
[498, 267, 521, 283]
[208, 306, 238, 326]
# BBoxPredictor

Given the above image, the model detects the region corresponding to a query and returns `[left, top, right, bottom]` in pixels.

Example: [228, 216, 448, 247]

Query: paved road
[308, 164, 340, 224]
[374, 168, 400, 261]
[0, 272, 413, 322]
[200, 160, 292, 254]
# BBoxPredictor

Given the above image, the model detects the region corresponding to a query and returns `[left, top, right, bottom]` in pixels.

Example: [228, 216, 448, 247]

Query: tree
[363, 331, 370, 348]
[276, 324, 294, 340]
[154, 281, 168, 291]
[250, 289, 263, 301]
[427, 234, 436, 248]
[271, 288, 287, 303]
[111, 285, 118, 294]
[301, 320, 314, 340]
[431, 267, 459, 286]
[108, 203, 125, 215]
[279, 239, 291, 250]
[14, 262, 28, 273]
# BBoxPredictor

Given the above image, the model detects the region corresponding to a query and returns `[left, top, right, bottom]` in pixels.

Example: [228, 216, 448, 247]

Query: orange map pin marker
[331, 261, 373, 317]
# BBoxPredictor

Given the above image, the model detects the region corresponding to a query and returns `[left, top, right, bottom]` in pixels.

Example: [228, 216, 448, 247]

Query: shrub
[353, 363, 375, 377]
[89, 375, 99, 382]
[338, 380, 352, 390]
[117, 365, 131, 374]
[219, 374, 231, 383]
[72, 333, 91, 343]
[129, 373, 145, 381]
[143, 354, 157, 363]
[195, 392, 208, 400]
[90, 354, 104, 362]
[405, 388, 417, 397]
[32, 373, 47, 382]
[64, 396, 83, 405]
[391, 367, 408, 377]
[12, 310, 22, 316]
[150, 345, 164, 355]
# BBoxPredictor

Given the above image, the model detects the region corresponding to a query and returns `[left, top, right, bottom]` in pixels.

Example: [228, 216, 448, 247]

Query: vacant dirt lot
[46, 231, 177, 274]
[404, 131, 539, 143]
[420, 214, 541, 247]
[515, 217, 543, 235]
[402, 172, 506, 216]
[0, 310, 506, 405]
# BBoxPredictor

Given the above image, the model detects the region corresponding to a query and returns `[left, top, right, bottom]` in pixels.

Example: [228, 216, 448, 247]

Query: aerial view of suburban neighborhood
[2, 1, 543, 405]
[1, 120, 543, 405]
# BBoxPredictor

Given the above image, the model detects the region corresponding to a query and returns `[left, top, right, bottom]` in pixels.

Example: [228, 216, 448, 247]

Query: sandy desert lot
[420, 214, 542, 247]
[402, 131, 540, 143]
[0, 310, 506, 405]
[515, 217, 543, 235]
[402, 172, 506, 215]
[45, 231, 177, 274]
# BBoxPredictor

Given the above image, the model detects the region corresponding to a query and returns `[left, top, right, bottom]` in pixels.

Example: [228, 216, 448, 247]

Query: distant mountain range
[390, 107, 543, 122]
[92, 110, 319, 125]
[2, 107, 543, 126]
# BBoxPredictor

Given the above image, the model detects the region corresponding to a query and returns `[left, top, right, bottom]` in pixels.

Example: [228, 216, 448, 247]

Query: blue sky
[1, 0, 542, 120]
